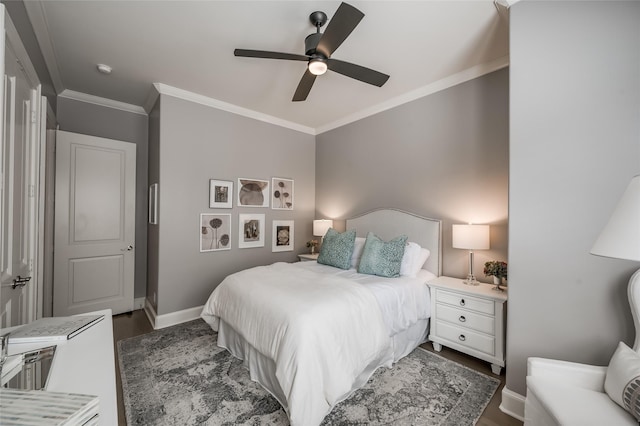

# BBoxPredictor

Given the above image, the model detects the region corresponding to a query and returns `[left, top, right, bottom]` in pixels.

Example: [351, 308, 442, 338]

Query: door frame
[0, 5, 45, 325]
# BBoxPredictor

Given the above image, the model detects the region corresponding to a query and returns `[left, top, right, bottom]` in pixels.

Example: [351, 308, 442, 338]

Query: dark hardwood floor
[112, 310, 522, 426]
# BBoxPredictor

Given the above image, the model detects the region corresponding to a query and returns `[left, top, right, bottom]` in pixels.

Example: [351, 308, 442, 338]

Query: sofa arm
[527, 357, 607, 392]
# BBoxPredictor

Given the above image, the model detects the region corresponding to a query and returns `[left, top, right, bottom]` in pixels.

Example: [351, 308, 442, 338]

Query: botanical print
[209, 180, 233, 208]
[238, 214, 265, 248]
[272, 220, 294, 252]
[200, 214, 231, 252]
[237, 178, 269, 207]
[271, 178, 294, 210]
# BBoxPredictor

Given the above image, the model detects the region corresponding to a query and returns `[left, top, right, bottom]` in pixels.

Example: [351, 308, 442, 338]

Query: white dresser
[5, 309, 117, 424]
[428, 276, 507, 374]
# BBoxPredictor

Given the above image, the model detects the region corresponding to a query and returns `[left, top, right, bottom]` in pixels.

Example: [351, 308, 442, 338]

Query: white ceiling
[24, 1, 509, 134]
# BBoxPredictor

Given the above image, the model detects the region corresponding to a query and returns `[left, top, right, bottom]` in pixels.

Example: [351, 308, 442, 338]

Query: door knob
[121, 245, 134, 251]
[12, 275, 31, 289]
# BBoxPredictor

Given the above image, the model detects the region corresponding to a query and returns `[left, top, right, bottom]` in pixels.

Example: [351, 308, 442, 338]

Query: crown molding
[144, 86, 160, 114]
[315, 55, 510, 135]
[152, 83, 316, 135]
[58, 90, 147, 115]
[151, 55, 508, 137]
[23, 0, 64, 94]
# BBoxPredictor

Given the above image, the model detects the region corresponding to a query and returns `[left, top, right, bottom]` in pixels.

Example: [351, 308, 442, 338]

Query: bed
[201, 209, 442, 426]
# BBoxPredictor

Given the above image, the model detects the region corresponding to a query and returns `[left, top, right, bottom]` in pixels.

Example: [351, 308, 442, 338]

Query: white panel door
[0, 9, 42, 328]
[54, 131, 136, 316]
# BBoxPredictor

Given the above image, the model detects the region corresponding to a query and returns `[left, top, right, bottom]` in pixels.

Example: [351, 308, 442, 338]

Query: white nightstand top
[297, 253, 319, 261]
[428, 276, 507, 302]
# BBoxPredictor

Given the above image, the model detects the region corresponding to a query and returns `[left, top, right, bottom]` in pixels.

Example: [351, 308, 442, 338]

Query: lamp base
[462, 274, 480, 286]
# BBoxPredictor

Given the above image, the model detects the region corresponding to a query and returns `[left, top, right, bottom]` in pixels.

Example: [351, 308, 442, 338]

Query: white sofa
[524, 270, 640, 425]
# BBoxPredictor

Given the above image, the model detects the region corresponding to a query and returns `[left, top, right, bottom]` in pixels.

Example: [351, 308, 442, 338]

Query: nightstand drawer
[436, 303, 495, 335]
[436, 321, 495, 355]
[435, 290, 494, 315]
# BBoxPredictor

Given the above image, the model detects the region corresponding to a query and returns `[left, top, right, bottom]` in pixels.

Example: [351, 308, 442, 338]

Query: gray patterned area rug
[117, 319, 499, 426]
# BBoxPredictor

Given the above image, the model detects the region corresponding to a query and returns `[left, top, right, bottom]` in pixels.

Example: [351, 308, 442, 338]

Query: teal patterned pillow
[317, 228, 356, 270]
[358, 232, 408, 278]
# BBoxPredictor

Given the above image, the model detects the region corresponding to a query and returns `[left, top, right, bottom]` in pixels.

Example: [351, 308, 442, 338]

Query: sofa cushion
[527, 376, 637, 425]
[605, 341, 640, 420]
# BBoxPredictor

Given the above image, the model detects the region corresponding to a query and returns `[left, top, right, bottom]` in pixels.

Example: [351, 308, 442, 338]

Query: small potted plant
[306, 239, 318, 254]
[484, 260, 507, 291]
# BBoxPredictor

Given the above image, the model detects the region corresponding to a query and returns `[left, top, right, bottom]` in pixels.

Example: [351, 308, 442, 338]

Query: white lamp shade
[313, 219, 333, 237]
[591, 175, 640, 262]
[452, 224, 490, 250]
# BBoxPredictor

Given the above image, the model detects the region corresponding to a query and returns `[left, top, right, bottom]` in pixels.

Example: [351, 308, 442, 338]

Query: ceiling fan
[234, 2, 390, 102]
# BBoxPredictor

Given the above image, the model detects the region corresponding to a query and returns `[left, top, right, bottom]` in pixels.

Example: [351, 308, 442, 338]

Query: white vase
[493, 276, 504, 292]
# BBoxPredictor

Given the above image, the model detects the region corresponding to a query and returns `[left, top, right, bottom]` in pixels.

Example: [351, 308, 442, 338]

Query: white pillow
[350, 237, 366, 268]
[605, 341, 640, 421]
[400, 243, 431, 278]
[415, 248, 431, 272]
[400, 242, 420, 276]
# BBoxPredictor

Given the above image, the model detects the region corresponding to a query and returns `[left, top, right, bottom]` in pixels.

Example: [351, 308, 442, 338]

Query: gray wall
[152, 94, 315, 315]
[57, 97, 149, 300]
[316, 68, 509, 281]
[507, 1, 640, 396]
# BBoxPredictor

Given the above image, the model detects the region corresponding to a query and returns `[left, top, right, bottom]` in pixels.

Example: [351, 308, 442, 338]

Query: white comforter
[202, 262, 429, 426]
[201, 262, 393, 426]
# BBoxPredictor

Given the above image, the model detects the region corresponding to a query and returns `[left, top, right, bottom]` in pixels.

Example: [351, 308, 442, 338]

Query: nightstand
[427, 276, 507, 375]
[297, 253, 319, 262]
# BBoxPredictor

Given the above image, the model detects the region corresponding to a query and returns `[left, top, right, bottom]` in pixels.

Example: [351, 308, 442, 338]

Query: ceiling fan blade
[326, 58, 389, 87]
[292, 69, 317, 102]
[234, 49, 309, 61]
[316, 3, 364, 58]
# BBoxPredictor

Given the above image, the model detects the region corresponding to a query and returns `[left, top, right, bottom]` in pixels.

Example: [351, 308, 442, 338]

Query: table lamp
[591, 176, 640, 346]
[313, 219, 333, 242]
[453, 224, 490, 286]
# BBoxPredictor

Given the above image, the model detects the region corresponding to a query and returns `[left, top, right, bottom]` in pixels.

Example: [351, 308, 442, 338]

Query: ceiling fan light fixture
[308, 59, 327, 76]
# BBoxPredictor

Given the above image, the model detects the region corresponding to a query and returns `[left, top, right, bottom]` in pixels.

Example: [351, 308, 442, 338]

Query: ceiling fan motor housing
[304, 33, 323, 56]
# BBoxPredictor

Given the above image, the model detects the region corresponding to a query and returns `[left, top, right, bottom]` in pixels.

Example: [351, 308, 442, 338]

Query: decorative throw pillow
[350, 237, 367, 269]
[358, 232, 408, 278]
[605, 341, 640, 421]
[317, 228, 356, 270]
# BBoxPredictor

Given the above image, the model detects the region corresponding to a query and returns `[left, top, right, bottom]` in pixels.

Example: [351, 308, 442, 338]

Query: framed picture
[271, 178, 294, 210]
[272, 220, 294, 252]
[237, 178, 269, 208]
[238, 213, 265, 248]
[148, 183, 158, 224]
[209, 179, 233, 208]
[200, 213, 231, 252]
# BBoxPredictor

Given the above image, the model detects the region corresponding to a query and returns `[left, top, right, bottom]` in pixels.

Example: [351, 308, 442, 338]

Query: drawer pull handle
[459, 315, 466, 323]
[460, 299, 466, 307]
[459, 334, 466, 342]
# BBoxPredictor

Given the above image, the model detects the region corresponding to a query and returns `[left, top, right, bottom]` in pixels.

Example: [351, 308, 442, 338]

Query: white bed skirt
[216, 317, 430, 417]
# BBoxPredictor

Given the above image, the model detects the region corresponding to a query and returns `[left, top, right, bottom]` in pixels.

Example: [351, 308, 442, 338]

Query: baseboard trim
[143, 299, 203, 330]
[143, 298, 157, 328]
[134, 297, 145, 310]
[500, 386, 525, 422]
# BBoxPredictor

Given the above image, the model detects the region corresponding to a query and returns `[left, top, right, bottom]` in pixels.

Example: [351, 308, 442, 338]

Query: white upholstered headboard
[346, 209, 442, 276]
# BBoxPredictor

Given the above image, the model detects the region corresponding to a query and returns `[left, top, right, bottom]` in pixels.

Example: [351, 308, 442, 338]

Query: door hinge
[29, 184, 35, 197]
[31, 110, 37, 124]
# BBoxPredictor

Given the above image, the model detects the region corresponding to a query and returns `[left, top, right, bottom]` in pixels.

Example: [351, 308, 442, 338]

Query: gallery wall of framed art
[202, 176, 301, 253]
